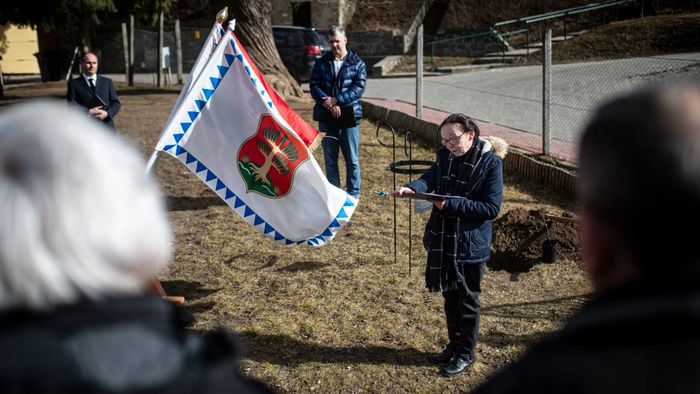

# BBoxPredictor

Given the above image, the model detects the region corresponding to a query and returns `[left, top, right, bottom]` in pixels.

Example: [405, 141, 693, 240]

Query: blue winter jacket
[406, 140, 503, 264]
[309, 49, 367, 122]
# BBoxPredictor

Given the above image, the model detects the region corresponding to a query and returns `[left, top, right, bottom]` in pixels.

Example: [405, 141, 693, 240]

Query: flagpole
[145, 150, 159, 174]
[144, 8, 231, 304]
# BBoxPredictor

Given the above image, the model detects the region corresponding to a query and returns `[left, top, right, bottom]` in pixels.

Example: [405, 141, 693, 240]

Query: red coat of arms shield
[237, 114, 309, 198]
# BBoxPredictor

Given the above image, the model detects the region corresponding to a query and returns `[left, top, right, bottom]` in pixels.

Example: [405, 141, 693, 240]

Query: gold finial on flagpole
[216, 6, 229, 24]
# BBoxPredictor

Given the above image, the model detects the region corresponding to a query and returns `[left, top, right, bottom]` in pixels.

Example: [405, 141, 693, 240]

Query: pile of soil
[489, 208, 580, 272]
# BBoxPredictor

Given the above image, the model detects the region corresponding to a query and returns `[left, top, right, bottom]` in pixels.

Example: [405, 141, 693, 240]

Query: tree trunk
[79, 17, 94, 53]
[231, 0, 305, 99]
[423, 0, 451, 38]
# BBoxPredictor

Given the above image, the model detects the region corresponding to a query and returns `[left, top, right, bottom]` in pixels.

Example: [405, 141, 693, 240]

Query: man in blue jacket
[310, 26, 366, 199]
[393, 114, 504, 377]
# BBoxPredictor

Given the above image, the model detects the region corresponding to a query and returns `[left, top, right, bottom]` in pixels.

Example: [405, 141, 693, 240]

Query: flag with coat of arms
[151, 22, 358, 246]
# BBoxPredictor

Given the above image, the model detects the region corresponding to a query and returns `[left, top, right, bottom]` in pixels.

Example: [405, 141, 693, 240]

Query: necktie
[88, 78, 96, 94]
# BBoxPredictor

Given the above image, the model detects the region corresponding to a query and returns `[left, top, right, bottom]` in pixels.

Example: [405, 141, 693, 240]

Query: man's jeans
[320, 123, 361, 198]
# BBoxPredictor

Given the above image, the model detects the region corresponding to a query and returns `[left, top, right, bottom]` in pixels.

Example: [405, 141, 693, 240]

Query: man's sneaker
[441, 356, 474, 377]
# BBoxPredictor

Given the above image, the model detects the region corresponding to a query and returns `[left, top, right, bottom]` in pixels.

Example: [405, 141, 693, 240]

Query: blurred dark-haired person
[392, 114, 506, 377]
[474, 83, 700, 394]
[0, 101, 271, 393]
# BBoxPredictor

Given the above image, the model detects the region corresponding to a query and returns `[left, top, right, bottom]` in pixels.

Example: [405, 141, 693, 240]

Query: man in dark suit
[67, 52, 121, 131]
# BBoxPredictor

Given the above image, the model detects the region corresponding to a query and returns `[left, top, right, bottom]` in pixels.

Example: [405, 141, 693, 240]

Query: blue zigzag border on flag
[161, 145, 356, 246]
[161, 35, 276, 148]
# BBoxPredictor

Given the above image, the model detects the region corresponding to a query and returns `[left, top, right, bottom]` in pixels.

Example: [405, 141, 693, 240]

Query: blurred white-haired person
[0, 101, 272, 393]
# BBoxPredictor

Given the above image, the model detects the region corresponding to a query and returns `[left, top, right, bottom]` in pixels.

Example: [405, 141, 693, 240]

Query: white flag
[164, 22, 227, 129]
[153, 30, 357, 246]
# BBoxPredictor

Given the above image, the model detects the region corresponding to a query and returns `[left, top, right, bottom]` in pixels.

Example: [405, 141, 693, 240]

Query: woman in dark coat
[392, 113, 505, 377]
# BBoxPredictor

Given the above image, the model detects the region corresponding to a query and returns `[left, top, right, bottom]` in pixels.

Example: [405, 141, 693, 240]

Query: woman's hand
[391, 186, 415, 197]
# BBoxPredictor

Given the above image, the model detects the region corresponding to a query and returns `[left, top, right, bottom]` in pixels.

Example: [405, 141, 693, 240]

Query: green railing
[495, 0, 639, 55]
[428, 29, 500, 71]
[427, 0, 640, 70]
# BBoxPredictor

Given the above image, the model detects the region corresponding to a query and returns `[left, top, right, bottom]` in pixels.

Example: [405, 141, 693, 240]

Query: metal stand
[376, 122, 432, 275]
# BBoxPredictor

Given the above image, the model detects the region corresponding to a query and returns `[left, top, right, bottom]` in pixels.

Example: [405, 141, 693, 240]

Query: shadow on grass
[482, 294, 591, 320]
[166, 196, 227, 211]
[118, 88, 180, 96]
[479, 330, 545, 348]
[277, 260, 330, 272]
[161, 280, 221, 315]
[225, 253, 252, 267]
[238, 331, 434, 366]
[161, 279, 221, 301]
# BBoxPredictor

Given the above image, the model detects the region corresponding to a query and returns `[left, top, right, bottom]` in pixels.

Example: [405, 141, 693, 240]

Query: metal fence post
[157, 10, 164, 87]
[542, 29, 552, 156]
[121, 23, 129, 83]
[416, 24, 423, 119]
[128, 15, 134, 87]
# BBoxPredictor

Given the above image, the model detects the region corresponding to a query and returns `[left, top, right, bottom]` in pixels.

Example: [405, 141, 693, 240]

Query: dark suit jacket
[67, 75, 121, 131]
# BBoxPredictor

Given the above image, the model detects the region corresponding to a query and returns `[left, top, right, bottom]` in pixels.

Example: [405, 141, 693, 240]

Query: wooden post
[157, 10, 164, 87]
[175, 19, 183, 84]
[121, 22, 129, 83]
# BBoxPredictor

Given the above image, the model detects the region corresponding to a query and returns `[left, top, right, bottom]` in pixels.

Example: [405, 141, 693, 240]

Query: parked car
[272, 25, 330, 83]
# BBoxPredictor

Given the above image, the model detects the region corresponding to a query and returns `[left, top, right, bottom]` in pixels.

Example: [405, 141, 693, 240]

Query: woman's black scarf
[425, 137, 483, 292]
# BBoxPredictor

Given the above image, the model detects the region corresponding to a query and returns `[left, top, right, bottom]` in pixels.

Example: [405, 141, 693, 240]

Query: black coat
[0, 296, 273, 393]
[406, 140, 503, 264]
[473, 275, 700, 394]
[67, 75, 121, 130]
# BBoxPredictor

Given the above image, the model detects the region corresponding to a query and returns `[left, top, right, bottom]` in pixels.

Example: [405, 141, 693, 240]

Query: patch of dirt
[490, 208, 580, 273]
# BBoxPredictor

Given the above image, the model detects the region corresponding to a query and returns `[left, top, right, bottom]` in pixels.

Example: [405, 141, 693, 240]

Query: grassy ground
[0, 82, 589, 393]
[520, 13, 700, 64]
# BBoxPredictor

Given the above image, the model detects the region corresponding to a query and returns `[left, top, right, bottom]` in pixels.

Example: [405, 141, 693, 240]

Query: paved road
[364, 53, 700, 144]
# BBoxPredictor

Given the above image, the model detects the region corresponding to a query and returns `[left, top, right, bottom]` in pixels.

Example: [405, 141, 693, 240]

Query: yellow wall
[1, 25, 40, 74]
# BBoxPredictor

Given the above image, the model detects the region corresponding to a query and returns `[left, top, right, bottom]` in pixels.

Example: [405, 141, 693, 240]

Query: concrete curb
[362, 100, 441, 147]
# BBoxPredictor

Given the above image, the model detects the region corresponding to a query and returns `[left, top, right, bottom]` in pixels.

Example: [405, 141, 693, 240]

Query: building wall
[1, 25, 40, 74]
[270, 0, 346, 28]
[312, 0, 340, 28]
[271, 0, 293, 25]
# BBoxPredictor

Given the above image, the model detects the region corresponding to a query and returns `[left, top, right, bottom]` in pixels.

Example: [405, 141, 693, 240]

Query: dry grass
[519, 13, 700, 64]
[0, 82, 590, 393]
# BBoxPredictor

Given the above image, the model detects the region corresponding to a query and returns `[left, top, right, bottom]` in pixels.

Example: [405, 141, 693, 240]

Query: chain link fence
[414, 51, 700, 163]
[365, 10, 700, 164]
[92, 24, 213, 76]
